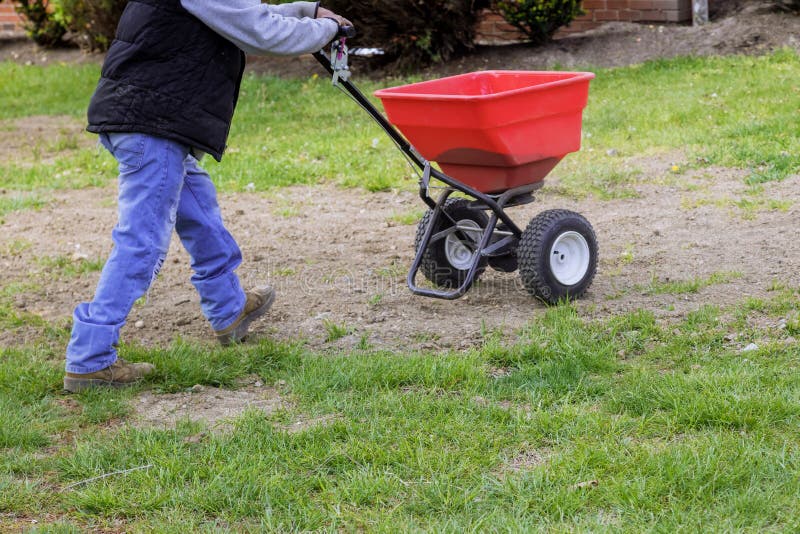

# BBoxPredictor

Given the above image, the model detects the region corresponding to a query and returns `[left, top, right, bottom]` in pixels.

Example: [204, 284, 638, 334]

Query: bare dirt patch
[2, 158, 799, 354]
[494, 444, 552, 478]
[504, 449, 549, 472]
[0, 115, 93, 166]
[133, 382, 285, 430]
[131, 376, 341, 433]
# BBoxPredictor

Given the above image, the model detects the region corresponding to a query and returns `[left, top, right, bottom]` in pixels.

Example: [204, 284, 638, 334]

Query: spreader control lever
[330, 38, 351, 86]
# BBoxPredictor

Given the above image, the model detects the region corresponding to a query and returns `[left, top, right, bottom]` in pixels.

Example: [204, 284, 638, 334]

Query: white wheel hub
[549, 231, 590, 286]
[445, 219, 482, 271]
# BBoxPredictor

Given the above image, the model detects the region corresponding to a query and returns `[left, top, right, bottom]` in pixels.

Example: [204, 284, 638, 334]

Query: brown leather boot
[215, 286, 276, 346]
[63, 358, 156, 393]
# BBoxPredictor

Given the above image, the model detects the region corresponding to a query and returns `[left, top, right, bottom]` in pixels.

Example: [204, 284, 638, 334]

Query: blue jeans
[66, 133, 246, 373]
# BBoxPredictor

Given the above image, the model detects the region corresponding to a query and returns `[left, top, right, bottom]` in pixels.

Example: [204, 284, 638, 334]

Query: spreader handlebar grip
[337, 25, 357, 38]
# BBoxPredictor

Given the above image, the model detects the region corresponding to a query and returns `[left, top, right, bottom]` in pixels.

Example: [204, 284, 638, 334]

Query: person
[63, 0, 352, 393]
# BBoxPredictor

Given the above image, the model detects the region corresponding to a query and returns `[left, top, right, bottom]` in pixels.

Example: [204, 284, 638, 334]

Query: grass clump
[640, 271, 743, 295]
[0, 193, 46, 216]
[2, 292, 800, 529]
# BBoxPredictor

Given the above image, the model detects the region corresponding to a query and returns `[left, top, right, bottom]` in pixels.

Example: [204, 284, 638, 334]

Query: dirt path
[3, 149, 798, 352]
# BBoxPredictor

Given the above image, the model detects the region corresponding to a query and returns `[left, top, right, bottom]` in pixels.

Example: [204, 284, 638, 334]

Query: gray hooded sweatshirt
[180, 0, 339, 56]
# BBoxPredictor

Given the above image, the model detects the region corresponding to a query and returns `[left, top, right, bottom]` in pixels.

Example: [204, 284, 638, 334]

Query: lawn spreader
[315, 33, 598, 304]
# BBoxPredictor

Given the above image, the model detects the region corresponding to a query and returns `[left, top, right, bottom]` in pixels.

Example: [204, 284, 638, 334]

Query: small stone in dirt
[134, 320, 145, 329]
[183, 432, 208, 444]
[488, 366, 512, 379]
[741, 343, 759, 353]
[191, 384, 205, 393]
[175, 317, 193, 326]
[254, 380, 263, 388]
[606, 148, 619, 156]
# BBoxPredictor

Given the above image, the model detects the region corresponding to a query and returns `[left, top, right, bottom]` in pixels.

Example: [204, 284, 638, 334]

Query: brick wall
[476, 0, 692, 44]
[0, 2, 24, 35]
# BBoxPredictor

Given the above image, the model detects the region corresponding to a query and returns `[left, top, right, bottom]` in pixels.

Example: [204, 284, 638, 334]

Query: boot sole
[63, 376, 140, 393]
[217, 289, 276, 346]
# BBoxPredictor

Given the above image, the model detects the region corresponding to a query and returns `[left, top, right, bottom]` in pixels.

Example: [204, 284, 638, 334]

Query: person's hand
[316, 6, 353, 29]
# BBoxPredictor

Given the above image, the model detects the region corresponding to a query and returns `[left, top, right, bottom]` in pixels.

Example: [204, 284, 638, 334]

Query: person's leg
[175, 155, 273, 343]
[174, 155, 246, 329]
[65, 133, 189, 379]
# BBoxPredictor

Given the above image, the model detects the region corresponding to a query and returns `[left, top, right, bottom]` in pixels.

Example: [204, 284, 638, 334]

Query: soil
[4, 155, 799, 354]
[1, 2, 799, 429]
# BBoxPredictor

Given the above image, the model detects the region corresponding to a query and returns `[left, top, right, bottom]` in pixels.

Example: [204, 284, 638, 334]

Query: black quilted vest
[87, 0, 245, 161]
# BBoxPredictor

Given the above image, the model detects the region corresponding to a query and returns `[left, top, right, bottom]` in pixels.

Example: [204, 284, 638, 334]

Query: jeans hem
[213, 299, 245, 332]
[65, 355, 118, 375]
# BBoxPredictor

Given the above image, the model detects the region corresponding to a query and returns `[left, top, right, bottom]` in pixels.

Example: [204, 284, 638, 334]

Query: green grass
[639, 271, 743, 295]
[2, 294, 800, 530]
[386, 208, 425, 226]
[35, 254, 105, 278]
[322, 319, 353, 342]
[552, 49, 800, 197]
[2, 50, 798, 195]
[0, 193, 46, 217]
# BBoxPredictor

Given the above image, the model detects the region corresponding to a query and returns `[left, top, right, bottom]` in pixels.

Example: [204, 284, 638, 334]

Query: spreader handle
[337, 25, 356, 38]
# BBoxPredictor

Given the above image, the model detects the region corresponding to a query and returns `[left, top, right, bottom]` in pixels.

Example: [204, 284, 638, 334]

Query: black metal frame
[314, 47, 540, 299]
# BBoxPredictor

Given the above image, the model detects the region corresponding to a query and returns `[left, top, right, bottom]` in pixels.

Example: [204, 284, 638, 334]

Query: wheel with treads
[517, 209, 597, 304]
[414, 198, 489, 289]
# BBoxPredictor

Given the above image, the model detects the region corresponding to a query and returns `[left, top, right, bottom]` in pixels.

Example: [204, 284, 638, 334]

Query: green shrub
[9, 0, 67, 47]
[324, 0, 487, 71]
[54, 0, 126, 51]
[495, 0, 583, 45]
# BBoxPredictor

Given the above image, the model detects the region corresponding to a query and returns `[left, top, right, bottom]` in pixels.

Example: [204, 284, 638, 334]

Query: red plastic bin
[374, 70, 595, 193]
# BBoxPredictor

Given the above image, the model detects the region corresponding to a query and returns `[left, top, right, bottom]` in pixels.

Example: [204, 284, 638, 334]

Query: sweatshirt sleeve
[180, 0, 338, 56]
[268, 1, 317, 19]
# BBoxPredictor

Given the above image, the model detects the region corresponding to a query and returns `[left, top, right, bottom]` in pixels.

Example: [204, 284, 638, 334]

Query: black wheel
[414, 198, 489, 288]
[518, 209, 598, 304]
